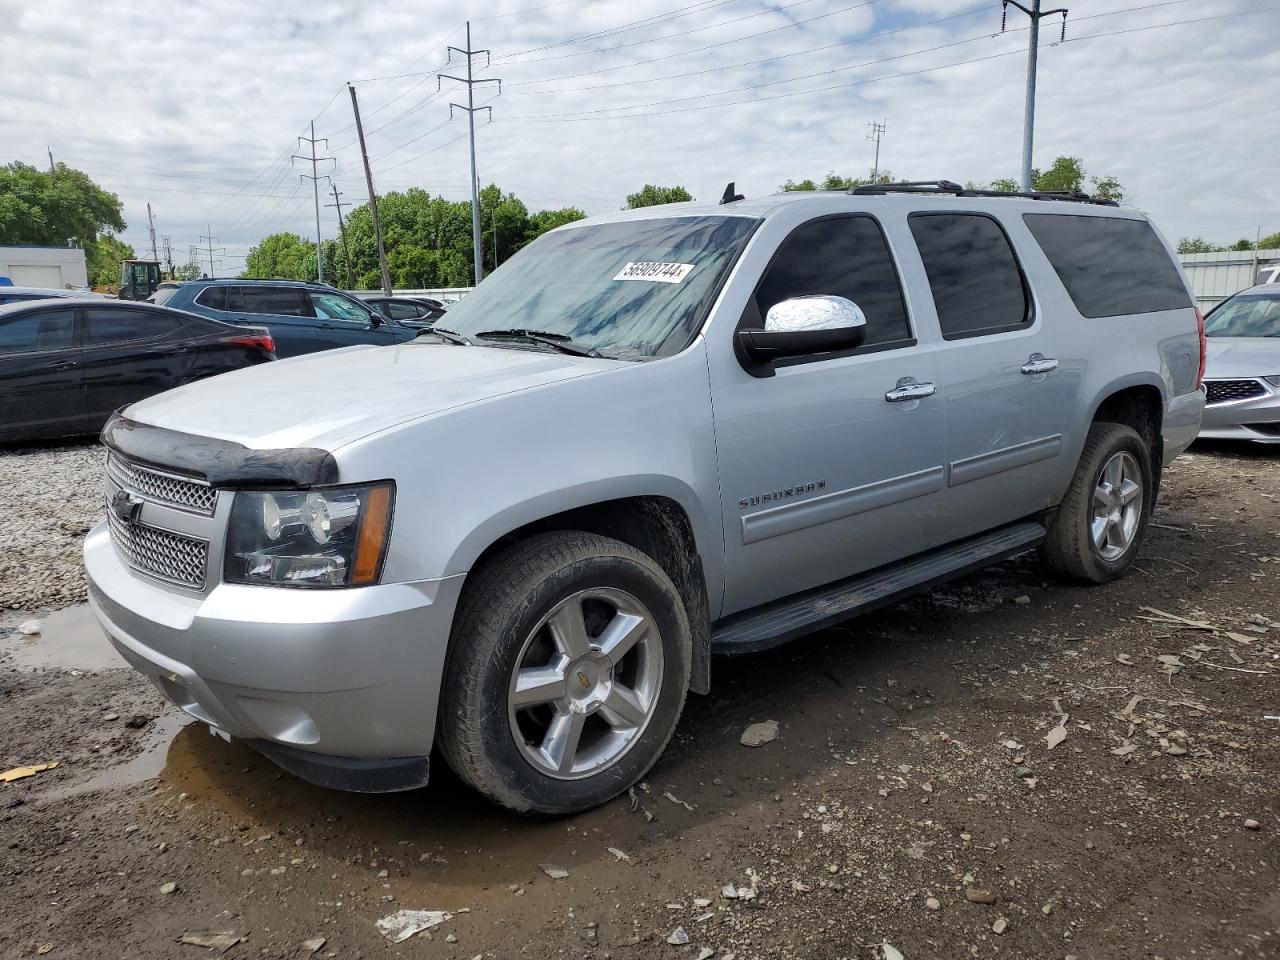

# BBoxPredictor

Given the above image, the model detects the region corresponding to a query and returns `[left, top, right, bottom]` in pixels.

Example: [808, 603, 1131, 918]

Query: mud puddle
[3, 604, 124, 672]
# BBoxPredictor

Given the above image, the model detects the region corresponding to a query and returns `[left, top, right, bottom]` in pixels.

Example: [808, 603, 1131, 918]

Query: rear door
[0, 306, 82, 440]
[308, 291, 410, 348]
[79, 306, 193, 426]
[226, 286, 318, 358]
[906, 211, 1067, 545]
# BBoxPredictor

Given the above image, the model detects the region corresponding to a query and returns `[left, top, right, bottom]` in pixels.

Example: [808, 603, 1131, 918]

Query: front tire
[1043, 421, 1154, 583]
[437, 531, 691, 815]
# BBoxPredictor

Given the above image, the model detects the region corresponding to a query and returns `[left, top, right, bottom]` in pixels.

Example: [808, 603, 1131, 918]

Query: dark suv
[163, 279, 419, 357]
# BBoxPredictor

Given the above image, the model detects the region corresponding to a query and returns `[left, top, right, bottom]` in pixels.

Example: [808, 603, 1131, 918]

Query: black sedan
[362, 296, 447, 325]
[0, 298, 276, 443]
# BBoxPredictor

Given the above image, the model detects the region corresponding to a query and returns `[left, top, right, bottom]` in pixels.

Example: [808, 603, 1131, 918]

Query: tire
[1043, 421, 1154, 583]
[437, 531, 692, 815]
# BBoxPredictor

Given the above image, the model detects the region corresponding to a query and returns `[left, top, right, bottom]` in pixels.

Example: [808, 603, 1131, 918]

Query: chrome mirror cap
[764, 295, 867, 334]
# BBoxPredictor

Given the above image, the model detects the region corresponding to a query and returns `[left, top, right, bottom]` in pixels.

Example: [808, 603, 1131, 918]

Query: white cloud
[3, 0, 1276, 267]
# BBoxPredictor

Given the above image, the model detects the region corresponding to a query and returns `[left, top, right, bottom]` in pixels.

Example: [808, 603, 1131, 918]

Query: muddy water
[4, 603, 125, 672]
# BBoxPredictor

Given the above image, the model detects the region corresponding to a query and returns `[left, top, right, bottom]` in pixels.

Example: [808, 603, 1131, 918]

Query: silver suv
[84, 184, 1205, 814]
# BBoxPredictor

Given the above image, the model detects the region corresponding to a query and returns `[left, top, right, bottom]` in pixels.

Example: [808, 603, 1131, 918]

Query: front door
[0, 306, 82, 441]
[79, 306, 193, 427]
[709, 214, 948, 617]
[307, 291, 408, 349]
[226, 286, 319, 358]
[905, 212, 1068, 544]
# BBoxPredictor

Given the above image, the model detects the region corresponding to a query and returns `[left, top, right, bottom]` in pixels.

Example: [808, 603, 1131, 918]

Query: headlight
[225, 482, 394, 588]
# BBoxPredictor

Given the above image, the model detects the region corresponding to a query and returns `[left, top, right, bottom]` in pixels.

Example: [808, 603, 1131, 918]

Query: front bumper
[84, 521, 464, 791]
[1199, 380, 1280, 444]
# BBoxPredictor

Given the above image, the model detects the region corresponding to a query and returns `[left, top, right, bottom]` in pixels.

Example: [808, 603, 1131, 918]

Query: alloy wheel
[1091, 450, 1143, 561]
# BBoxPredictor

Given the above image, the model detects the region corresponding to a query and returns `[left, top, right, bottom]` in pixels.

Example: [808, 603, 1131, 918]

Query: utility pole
[492, 205, 499, 271]
[146, 203, 159, 263]
[440, 21, 501, 285]
[325, 184, 355, 290]
[867, 120, 886, 183]
[293, 122, 334, 283]
[348, 84, 394, 296]
[161, 236, 173, 278]
[199, 226, 225, 279]
[47, 147, 55, 179]
[1002, 1, 1068, 192]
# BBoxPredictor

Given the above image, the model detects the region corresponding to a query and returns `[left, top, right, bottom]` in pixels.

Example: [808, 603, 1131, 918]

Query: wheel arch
[445, 480, 716, 695]
[1087, 378, 1166, 493]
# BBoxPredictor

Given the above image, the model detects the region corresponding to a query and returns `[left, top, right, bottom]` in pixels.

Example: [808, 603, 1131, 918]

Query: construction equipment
[119, 260, 162, 301]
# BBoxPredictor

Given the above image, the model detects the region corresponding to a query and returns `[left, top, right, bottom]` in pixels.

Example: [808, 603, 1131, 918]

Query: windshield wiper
[475, 329, 602, 358]
[419, 326, 471, 345]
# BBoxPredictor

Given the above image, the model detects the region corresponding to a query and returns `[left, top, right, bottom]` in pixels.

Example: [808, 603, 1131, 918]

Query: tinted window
[1023, 214, 1191, 318]
[0, 309, 75, 354]
[386, 302, 425, 321]
[310, 292, 377, 324]
[238, 287, 311, 317]
[84, 308, 181, 344]
[909, 213, 1029, 339]
[1204, 293, 1280, 338]
[754, 215, 910, 349]
[194, 286, 226, 310]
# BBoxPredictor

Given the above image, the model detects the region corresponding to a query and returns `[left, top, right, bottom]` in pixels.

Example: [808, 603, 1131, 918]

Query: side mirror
[737, 295, 867, 370]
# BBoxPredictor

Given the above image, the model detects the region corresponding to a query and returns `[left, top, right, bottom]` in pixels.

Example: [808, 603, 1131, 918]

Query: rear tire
[1043, 421, 1154, 583]
[437, 531, 691, 816]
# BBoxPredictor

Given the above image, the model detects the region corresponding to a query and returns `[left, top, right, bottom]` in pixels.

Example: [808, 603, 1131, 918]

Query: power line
[198, 226, 226, 279]
[292, 122, 335, 282]
[867, 120, 886, 182]
[496, 0, 739, 61]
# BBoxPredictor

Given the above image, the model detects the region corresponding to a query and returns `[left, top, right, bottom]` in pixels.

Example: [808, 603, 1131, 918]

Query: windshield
[1205, 293, 1280, 337]
[150, 286, 180, 306]
[438, 215, 758, 359]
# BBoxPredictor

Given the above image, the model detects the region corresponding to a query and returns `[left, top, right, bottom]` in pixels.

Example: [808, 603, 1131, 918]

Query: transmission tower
[867, 121, 886, 183]
[294, 122, 335, 282]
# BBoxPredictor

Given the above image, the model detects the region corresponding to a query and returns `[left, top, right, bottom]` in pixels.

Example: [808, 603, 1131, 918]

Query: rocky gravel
[0, 441, 104, 611]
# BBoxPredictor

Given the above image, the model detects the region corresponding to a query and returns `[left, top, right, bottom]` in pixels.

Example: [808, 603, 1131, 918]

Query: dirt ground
[1, 441, 1278, 960]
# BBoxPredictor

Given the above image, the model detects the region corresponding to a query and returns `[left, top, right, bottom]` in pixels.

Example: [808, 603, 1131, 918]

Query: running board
[710, 521, 1047, 655]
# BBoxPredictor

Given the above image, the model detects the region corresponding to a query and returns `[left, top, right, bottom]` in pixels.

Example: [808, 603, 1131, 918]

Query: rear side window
[754, 214, 911, 350]
[194, 286, 226, 310]
[83, 308, 181, 344]
[909, 213, 1030, 339]
[238, 287, 312, 317]
[0, 309, 75, 353]
[1023, 214, 1191, 318]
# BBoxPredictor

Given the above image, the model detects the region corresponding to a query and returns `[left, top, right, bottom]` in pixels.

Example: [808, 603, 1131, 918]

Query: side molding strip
[741, 465, 945, 545]
[949, 434, 1063, 487]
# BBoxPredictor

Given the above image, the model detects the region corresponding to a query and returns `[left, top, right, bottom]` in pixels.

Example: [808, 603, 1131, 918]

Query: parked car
[148, 281, 184, 306]
[163, 279, 420, 357]
[0, 298, 275, 443]
[362, 295, 448, 326]
[0, 286, 108, 305]
[1199, 283, 1280, 443]
[86, 185, 1204, 815]
[1256, 264, 1280, 285]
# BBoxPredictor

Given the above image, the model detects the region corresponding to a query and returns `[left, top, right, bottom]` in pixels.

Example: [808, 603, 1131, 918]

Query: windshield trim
[666, 216, 762, 358]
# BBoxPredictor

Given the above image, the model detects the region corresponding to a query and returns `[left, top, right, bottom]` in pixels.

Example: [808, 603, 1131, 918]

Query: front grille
[107, 510, 209, 588]
[1204, 379, 1267, 405]
[106, 453, 216, 515]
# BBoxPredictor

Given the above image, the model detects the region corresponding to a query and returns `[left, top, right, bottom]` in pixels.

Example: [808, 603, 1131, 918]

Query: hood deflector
[101, 412, 339, 489]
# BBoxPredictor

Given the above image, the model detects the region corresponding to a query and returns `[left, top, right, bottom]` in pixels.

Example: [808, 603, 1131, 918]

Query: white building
[0, 244, 89, 289]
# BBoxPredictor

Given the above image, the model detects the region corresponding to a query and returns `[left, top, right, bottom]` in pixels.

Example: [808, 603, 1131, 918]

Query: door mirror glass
[738, 295, 868, 370]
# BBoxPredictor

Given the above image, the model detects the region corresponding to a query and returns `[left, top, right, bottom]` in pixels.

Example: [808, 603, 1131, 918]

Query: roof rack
[848, 180, 1118, 206]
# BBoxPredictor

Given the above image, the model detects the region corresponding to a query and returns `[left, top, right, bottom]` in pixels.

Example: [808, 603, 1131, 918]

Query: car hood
[1204, 337, 1280, 380]
[125, 341, 617, 450]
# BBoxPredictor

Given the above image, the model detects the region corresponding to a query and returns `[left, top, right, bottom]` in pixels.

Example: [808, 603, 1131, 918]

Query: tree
[781, 171, 894, 192]
[527, 207, 586, 237]
[987, 157, 1123, 202]
[625, 184, 693, 208]
[243, 233, 318, 280]
[1177, 236, 1218, 254]
[89, 235, 135, 286]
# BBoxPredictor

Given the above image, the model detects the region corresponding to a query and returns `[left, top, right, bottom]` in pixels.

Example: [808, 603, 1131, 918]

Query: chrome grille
[106, 453, 216, 514]
[106, 509, 209, 588]
[1204, 378, 1267, 405]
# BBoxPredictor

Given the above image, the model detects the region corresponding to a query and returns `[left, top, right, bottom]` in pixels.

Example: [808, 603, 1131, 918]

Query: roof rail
[849, 180, 1118, 206]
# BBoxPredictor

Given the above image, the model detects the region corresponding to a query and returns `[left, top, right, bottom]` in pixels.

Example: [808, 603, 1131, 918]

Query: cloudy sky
[4, 0, 1277, 274]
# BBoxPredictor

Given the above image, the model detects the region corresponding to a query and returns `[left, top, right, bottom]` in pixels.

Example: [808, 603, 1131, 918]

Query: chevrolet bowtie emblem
[576, 671, 591, 689]
[110, 489, 144, 523]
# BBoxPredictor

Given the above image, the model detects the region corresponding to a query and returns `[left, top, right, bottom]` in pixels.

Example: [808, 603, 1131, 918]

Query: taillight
[223, 332, 276, 355]
[1194, 307, 1206, 388]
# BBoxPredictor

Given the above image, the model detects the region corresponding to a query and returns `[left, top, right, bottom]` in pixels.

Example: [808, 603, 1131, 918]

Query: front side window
[1205, 293, 1280, 338]
[238, 287, 311, 317]
[0, 309, 74, 354]
[310, 292, 378, 325]
[438, 216, 758, 360]
[194, 286, 226, 310]
[752, 214, 911, 350]
[83, 308, 180, 345]
[1023, 213, 1191, 318]
[909, 213, 1030, 339]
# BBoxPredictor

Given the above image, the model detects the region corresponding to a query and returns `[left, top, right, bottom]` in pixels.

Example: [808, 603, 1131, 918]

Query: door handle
[48, 358, 78, 371]
[1021, 353, 1059, 375]
[885, 378, 937, 403]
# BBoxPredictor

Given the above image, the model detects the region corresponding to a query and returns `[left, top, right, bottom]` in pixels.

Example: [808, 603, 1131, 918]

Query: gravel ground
[0, 441, 104, 611]
[1, 443, 1277, 959]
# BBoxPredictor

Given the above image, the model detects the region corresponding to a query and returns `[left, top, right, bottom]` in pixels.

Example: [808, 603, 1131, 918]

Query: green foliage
[243, 232, 319, 281]
[1177, 236, 1218, 254]
[174, 261, 202, 282]
[781, 171, 894, 192]
[625, 184, 693, 208]
[89, 235, 135, 286]
[986, 157, 1124, 202]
